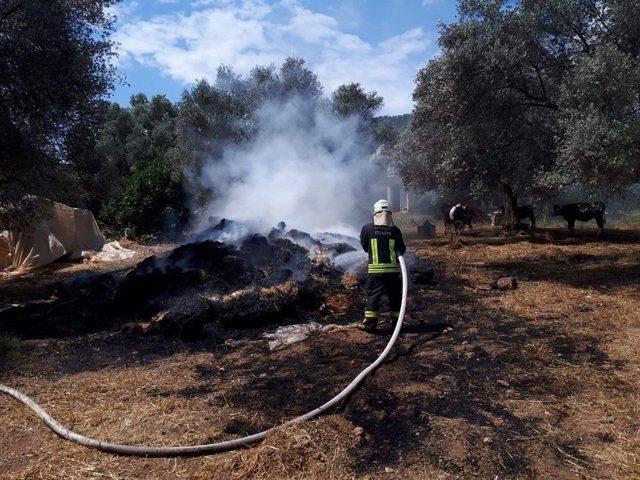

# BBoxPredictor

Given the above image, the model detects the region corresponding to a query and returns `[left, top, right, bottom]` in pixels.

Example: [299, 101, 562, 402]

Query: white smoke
[197, 95, 379, 235]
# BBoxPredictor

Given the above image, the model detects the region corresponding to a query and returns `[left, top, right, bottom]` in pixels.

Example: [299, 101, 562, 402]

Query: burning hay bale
[3, 220, 367, 341]
[267, 221, 287, 240]
[259, 281, 300, 300]
[121, 289, 216, 340]
[240, 235, 311, 282]
[320, 292, 358, 317]
[115, 240, 253, 309]
[123, 307, 208, 341]
[284, 228, 322, 249]
[323, 242, 355, 256]
[340, 272, 361, 291]
[222, 287, 257, 303]
[151, 309, 207, 341]
[219, 282, 301, 328]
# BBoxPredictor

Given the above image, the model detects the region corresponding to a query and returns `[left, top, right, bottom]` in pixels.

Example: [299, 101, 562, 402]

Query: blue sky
[110, 0, 458, 115]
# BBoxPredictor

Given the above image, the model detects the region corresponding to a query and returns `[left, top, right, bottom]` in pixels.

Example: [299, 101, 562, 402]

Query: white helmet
[373, 199, 391, 214]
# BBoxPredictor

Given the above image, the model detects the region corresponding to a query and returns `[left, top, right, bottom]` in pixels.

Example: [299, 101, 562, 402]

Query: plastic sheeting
[262, 322, 351, 351]
[263, 322, 325, 350]
[1, 202, 106, 271]
[82, 241, 137, 263]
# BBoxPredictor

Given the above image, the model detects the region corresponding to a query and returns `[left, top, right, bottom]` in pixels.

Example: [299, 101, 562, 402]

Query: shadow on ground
[2, 228, 636, 479]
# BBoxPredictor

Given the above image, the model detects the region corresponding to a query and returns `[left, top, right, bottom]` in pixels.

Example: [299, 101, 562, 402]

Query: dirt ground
[1, 224, 639, 479]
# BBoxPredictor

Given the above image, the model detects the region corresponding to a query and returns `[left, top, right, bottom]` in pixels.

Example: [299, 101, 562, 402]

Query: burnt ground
[0, 225, 639, 479]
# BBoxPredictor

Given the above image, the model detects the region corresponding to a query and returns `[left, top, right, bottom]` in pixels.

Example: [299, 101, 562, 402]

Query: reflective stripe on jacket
[360, 223, 406, 274]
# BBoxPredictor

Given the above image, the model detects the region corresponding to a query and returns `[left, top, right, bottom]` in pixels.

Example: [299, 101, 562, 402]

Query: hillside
[375, 113, 412, 133]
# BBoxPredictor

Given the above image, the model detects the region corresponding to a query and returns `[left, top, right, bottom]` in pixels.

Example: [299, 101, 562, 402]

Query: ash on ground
[1, 220, 370, 342]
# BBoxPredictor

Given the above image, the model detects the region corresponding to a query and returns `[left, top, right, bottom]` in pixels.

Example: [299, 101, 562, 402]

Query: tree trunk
[500, 181, 519, 233]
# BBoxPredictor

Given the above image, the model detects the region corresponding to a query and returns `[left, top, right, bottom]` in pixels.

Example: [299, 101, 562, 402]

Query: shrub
[100, 159, 189, 237]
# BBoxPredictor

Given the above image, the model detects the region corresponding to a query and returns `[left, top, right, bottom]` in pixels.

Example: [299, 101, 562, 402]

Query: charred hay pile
[0, 221, 367, 341]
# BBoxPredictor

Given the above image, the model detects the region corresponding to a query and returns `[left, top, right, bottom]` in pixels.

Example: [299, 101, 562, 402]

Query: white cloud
[107, 1, 139, 21]
[114, 0, 434, 113]
[116, 6, 277, 81]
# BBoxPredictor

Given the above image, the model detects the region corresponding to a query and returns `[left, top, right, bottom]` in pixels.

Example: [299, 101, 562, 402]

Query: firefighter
[360, 199, 406, 332]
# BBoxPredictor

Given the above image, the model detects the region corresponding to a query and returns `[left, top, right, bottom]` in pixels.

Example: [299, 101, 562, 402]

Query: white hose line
[0, 256, 408, 457]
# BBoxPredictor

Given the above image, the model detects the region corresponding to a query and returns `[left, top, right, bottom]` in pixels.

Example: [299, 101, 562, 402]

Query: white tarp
[262, 322, 351, 350]
[1, 201, 107, 271]
[82, 241, 137, 263]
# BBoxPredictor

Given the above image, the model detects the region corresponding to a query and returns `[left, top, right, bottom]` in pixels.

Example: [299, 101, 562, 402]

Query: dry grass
[340, 272, 360, 291]
[1, 224, 639, 479]
[259, 281, 299, 300]
[219, 416, 358, 480]
[323, 293, 355, 316]
[0, 350, 358, 480]
[1, 419, 358, 480]
[411, 224, 640, 479]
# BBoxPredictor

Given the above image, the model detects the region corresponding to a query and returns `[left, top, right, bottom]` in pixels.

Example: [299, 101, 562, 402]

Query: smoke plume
[197, 95, 379, 236]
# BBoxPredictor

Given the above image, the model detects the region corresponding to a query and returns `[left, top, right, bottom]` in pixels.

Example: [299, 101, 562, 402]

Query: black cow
[497, 205, 536, 230]
[552, 202, 606, 236]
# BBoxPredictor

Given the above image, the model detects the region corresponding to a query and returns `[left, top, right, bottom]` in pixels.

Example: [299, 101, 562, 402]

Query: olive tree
[398, 0, 640, 228]
[0, 0, 119, 225]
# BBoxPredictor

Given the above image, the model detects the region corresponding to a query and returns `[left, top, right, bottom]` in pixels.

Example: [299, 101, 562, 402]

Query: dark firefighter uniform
[360, 222, 406, 330]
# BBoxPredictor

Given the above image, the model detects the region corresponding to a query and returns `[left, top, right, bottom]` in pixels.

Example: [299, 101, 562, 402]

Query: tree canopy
[175, 59, 382, 212]
[98, 59, 383, 235]
[95, 94, 188, 236]
[0, 0, 118, 222]
[331, 83, 384, 135]
[0, 0, 386, 238]
[398, 0, 640, 203]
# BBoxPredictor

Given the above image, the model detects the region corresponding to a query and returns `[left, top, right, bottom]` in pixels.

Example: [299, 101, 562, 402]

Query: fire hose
[0, 256, 408, 457]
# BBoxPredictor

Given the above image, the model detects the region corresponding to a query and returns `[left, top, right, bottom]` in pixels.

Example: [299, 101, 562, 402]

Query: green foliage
[399, 0, 640, 203]
[375, 114, 411, 133]
[279, 57, 324, 99]
[331, 83, 383, 123]
[176, 58, 378, 210]
[0, 0, 118, 216]
[89, 94, 186, 235]
[97, 94, 178, 176]
[176, 79, 249, 170]
[374, 120, 400, 147]
[100, 160, 188, 237]
[214, 57, 323, 109]
[553, 44, 640, 196]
